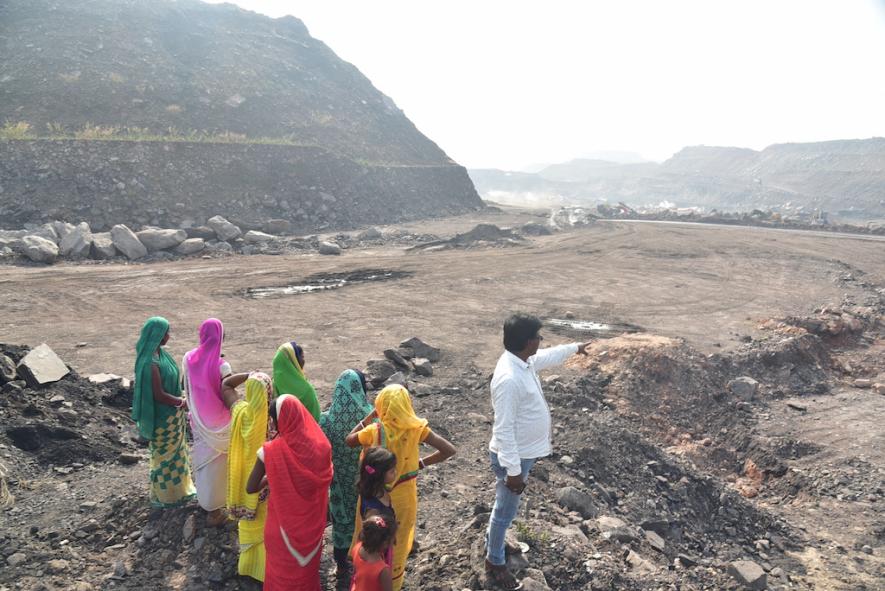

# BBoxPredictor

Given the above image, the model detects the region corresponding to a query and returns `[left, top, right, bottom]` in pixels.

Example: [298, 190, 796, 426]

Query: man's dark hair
[503, 313, 543, 353]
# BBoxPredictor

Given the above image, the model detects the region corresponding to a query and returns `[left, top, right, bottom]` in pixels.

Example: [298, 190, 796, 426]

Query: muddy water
[244, 269, 413, 298]
[546, 318, 642, 338]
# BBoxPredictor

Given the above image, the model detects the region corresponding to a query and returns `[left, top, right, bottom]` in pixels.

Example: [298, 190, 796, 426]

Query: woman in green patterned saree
[319, 369, 374, 580]
[132, 316, 196, 507]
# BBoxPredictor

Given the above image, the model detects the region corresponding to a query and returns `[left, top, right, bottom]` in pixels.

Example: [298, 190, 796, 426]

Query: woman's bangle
[419, 458, 426, 470]
[358, 420, 365, 430]
[176, 398, 185, 408]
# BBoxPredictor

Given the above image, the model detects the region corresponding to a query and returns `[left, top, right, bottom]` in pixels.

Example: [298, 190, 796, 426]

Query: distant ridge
[470, 138, 885, 217]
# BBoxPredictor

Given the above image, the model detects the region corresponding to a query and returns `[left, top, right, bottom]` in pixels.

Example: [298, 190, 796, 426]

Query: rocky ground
[1, 210, 883, 590]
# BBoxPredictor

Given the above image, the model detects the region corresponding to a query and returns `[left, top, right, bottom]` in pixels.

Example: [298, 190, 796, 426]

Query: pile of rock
[0, 215, 275, 264]
[1, 343, 136, 469]
[363, 337, 441, 389]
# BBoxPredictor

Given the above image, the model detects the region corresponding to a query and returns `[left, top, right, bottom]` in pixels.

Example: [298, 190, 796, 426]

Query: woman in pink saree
[182, 318, 233, 526]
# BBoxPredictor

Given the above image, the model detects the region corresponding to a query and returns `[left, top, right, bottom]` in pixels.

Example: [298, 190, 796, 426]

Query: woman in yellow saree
[346, 385, 456, 591]
[225, 371, 273, 582]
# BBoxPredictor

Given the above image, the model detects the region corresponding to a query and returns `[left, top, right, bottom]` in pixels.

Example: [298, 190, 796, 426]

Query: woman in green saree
[132, 316, 196, 507]
[319, 369, 374, 580]
[271, 341, 320, 421]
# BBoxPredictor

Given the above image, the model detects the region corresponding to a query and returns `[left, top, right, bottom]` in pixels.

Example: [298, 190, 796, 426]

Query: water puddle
[245, 269, 412, 299]
[546, 318, 641, 338]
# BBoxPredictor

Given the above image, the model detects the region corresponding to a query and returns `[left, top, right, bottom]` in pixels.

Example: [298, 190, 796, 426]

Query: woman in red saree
[246, 394, 333, 590]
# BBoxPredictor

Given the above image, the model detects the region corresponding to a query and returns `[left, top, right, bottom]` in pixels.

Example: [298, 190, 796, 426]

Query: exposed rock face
[110, 225, 147, 260]
[0, 142, 481, 232]
[59, 222, 93, 258]
[19, 235, 59, 263]
[135, 228, 187, 252]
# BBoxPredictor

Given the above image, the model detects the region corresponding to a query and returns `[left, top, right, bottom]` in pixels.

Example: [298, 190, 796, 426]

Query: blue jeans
[485, 452, 536, 566]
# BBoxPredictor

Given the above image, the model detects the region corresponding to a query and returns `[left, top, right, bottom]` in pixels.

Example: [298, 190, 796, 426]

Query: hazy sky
[206, 0, 885, 169]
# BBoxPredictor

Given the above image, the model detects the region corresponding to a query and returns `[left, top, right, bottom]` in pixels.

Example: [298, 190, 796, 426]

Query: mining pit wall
[0, 140, 482, 231]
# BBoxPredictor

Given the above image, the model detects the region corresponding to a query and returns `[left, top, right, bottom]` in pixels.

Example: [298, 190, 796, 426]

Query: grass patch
[1, 121, 36, 139]
[0, 120, 309, 145]
[0, 121, 453, 168]
[513, 520, 550, 547]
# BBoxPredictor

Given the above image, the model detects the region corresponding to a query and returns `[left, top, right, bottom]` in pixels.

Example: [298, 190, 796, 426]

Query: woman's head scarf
[320, 369, 373, 445]
[132, 316, 180, 440]
[263, 395, 333, 529]
[185, 318, 229, 430]
[272, 341, 320, 420]
[374, 385, 428, 479]
[227, 371, 272, 517]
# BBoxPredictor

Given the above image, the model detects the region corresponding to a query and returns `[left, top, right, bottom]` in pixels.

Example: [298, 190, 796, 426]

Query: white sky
[206, 0, 885, 169]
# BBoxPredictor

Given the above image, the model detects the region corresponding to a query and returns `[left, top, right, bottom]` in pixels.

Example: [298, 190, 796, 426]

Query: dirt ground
[1, 208, 883, 590]
[1, 207, 882, 393]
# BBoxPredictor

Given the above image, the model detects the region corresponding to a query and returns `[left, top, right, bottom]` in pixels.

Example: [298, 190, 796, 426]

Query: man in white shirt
[485, 313, 588, 588]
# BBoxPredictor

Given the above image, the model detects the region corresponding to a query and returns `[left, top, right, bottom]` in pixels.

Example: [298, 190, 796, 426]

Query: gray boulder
[383, 348, 411, 369]
[624, 549, 656, 574]
[243, 230, 275, 244]
[384, 372, 409, 387]
[0, 236, 23, 251]
[556, 486, 597, 519]
[520, 222, 553, 236]
[52, 221, 75, 241]
[111, 225, 148, 260]
[318, 241, 341, 255]
[185, 226, 217, 240]
[204, 241, 234, 254]
[17, 344, 70, 387]
[0, 354, 16, 383]
[365, 359, 398, 386]
[136, 228, 187, 252]
[728, 377, 759, 401]
[59, 222, 93, 258]
[596, 515, 637, 542]
[357, 227, 383, 240]
[727, 560, 767, 590]
[263, 219, 292, 235]
[19, 235, 59, 263]
[30, 223, 59, 243]
[399, 337, 441, 362]
[90, 232, 117, 259]
[175, 238, 206, 256]
[412, 358, 433, 377]
[207, 216, 242, 241]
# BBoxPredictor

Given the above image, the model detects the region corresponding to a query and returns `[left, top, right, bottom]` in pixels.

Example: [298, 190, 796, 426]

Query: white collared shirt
[488, 343, 579, 476]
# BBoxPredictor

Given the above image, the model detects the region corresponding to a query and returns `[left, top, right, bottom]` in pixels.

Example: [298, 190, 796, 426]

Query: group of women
[131, 316, 456, 590]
